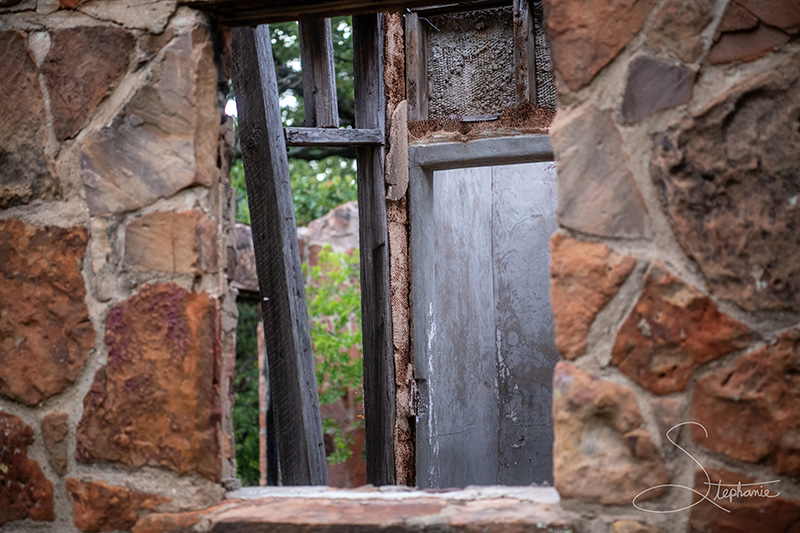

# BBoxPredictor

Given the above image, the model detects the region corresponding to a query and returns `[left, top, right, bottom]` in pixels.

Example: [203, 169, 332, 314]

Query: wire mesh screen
[532, 1, 557, 111]
[426, 7, 516, 119]
[423, 2, 557, 118]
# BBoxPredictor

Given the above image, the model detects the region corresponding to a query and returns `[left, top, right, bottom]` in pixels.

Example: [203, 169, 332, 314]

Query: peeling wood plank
[404, 13, 428, 122]
[299, 18, 340, 128]
[353, 13, 396, 486]
[284, 127, 384, 146]
[513, 0, 537, 105]
[231, 24, 328, 486]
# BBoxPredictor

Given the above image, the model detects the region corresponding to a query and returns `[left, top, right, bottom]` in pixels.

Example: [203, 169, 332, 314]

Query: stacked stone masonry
[544, 0, 800, 530]
[1, 0, 799, 531]
[0, 0, 237, 530]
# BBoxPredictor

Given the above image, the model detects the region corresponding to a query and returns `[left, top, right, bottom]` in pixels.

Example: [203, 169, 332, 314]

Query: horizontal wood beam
[284, 127, 384, 146]
[180, 0, 479, 25]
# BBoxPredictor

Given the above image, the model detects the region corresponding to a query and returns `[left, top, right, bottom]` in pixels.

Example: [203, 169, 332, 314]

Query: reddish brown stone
[543, 0, 656, 92]
[550, 235, 637, 360]
[551, 104, 649, 238]
[80, 28, 219, 215]
[737, 0, 800, 33]
[0, 219, 94, 405]
[552, 362, 670, 505]
[132, 502, 238, 533]
[0, 31, 58, 208]
[691, 329, 800, 476]
[41, 412, 69, 475]
[708, 24, 791, 64]
[0, 413, 54, 525]
[67, 478, 171, 532]
[135, 495, 575, 533]
[651, 52, 800, 311]
[646, 0, 713, 62]
[688, 468, 800, 532]
[76, 283, 221, 480]
[59, 0, 83, 7]
[709, 0, 798, 64]
[718, 2, 759, 33]
[124, 211, 218, 274]
[622, 56, 695, 124]
[43, 26, 134, 141]
[611, 263, 751, 395]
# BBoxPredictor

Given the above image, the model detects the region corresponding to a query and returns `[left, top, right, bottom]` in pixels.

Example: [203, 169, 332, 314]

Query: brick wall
[543, 0, 800, 530]
[0, 1, 238, 530]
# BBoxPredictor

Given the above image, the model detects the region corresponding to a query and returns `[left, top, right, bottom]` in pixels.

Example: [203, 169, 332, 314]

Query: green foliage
[230, 157, 356, 227]
[304, 245, 363, 405]
[270, 18, 355, 128]
[232, 301, 261, 486]
[289, 158, 357, 227]
[305, 246, 363, 464]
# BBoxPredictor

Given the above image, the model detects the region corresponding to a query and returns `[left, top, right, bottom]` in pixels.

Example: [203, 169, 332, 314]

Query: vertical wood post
[513, 0, 537, 106]
[231, 24, 328, 486]
[353, 13, 396, 485]
[299, 17, 340, 128]
[404, 13, 428, 122]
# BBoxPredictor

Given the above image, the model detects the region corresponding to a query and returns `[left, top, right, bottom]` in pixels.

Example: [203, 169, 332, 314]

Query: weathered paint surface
[414, 156, 558, 488]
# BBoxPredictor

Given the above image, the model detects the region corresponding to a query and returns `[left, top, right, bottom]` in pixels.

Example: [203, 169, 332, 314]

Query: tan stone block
[80, 27, 219, 215]
[124, 211, 218, 274]
[552, 362, 670, 505]
[550, 234, 637, 360]
[41, 412, 68, 475]
[551, 104, 649, 239]
[647, 0, 713, 62]
[611, 262, 751, 395]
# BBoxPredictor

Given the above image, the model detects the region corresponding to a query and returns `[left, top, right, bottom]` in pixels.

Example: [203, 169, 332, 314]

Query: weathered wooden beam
[181, 0, 476, 25]
[284, 127, 384, 146]
[353, 13, 396, 486]
[231, 24, 328, 486]
[299, 18, 340, 128]
[404, 13, 428, 122]
[513, 0, 537, 105]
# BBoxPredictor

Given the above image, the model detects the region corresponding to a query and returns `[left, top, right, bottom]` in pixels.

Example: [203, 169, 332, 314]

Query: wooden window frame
[409, 134, 554, 486]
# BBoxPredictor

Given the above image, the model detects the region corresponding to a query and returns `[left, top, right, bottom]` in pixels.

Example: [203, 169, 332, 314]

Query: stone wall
[543, 0, 800, 530]
[0, 1, 237, 531]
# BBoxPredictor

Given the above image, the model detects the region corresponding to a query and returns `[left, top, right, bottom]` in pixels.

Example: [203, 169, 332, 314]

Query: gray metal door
[411, 142, 558, 488]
